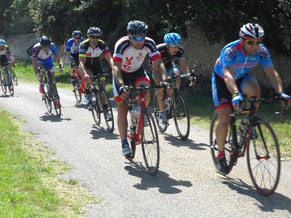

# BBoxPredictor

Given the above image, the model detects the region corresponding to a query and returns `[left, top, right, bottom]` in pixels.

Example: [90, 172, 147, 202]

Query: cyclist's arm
[54, 54, 64, 68]
[152, 58, 167, 81]
[32, 57, 39, 75]
[223, 65, 240, 95]
[112, 61, 124, 86]
[79, 56, 88, 76]
[263, 65, 283, 94]
[178, 58, 189, 74]
[66, 51, 72, 65]
[104, 53, 114, 70]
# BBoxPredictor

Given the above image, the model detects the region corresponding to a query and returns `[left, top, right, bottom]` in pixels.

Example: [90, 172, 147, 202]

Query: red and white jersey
[113, 36, 161, 73]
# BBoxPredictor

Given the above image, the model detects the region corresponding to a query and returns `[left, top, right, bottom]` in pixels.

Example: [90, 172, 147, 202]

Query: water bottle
[130, 104, 140, 126]
[165, 97, 171, 111]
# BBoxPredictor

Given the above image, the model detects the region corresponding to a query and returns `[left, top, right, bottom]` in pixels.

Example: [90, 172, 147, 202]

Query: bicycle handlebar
[39, 66, 60, 72]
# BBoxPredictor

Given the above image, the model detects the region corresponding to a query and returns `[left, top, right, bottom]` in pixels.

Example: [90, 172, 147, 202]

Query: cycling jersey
[32, 42, 59, 69]
[79, 39, 110, 70]
[0, 45, 12, 66]
[32, 42, 59, 60]
[66, 37, 85, 54]
[157, 43, 185, 65]
[113, 36, 161, 73]
[214, 40, 273, 80]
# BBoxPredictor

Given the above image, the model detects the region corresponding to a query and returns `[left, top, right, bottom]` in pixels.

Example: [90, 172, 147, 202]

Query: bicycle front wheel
[101, 90, 114, 132]
[1, 77, 7, 94]
[8, 74, 14, 96]
[173, 93, 190, 141]
[246, 119, 280, 196]
[141, 111, 160, 176]
[12, 74, 18, 86]
[91, 91, 101, 125]
[74, 79, 82, 103]
[53, 99, 61, 117]
[43, 83, 52, 113]
[210, 111, 235, 175]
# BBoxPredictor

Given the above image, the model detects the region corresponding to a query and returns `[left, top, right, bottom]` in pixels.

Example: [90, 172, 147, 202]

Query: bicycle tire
[91, 90, 101, 125]
[153, 90, 168, 133]
[8, 74, 14, 96]
[141, 110, 160, 176]
[43, 83, 52, 113]
[74, 78, 82, 103]
[173, 93, 190, 140]
[210, 111, 235, 175]
[53, 99, 62, 117]
[246, 119, 281, 196]
[1, 74, 7, 94]
[12, 74, 18, 86]
[127, 128, 136, 160]
[101, 90, 114, 132]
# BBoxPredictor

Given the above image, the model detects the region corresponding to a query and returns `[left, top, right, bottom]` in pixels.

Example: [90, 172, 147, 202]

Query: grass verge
[0, 108, 99, 216]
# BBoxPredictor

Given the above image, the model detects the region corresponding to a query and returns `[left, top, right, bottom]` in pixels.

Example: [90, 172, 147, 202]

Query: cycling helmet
[39, 36, 51, 46]
[127, 20, 148, 36]
[0, 39, 6, 45]
[72, 30, 82, 38]
[87, 27, 102, 36]
[239, 23, 264, 40]
[164, 33, 181, 45]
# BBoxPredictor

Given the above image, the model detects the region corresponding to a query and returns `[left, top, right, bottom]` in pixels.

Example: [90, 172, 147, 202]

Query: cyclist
[212, 23, 291, 174]
[79, 27, 114, 114]
[152, 32, 192, 124]
[32, 36, 64, 108]
[112, 20, 168, 157]
[0, 39, 16, 84]
[65, 30, 85, 86]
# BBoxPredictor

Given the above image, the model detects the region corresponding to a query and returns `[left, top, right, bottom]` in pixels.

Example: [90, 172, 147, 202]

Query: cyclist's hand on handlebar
[160, 81, 170, 95]
[280, 91, 291, 107]
[119, 84, 129, 99]
[232, 92, 243, 110]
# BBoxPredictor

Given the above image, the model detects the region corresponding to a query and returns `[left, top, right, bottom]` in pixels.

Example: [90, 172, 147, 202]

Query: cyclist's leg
[240, 75, 260, 109]
[113, 75, 131, 155]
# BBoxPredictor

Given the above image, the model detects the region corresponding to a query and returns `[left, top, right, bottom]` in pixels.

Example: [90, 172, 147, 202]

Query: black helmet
[72, 30, 82, 38]
[39, 36, 51, 46]
[127, 20, 148, 36]
[87, 27, 102, 36]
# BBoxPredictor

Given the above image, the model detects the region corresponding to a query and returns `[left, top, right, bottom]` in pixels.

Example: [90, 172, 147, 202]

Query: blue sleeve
[81, 37, 86, 42]
[259, 46, 273, 68]
[221, 47, 235, 68]
[66, 39, 73, 52]
[50, 44, 59, 55]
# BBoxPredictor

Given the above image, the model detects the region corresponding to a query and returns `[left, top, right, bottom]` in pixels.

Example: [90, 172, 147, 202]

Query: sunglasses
[89, 35, 100, 39]
[74, 37, 81, 39]
[169, 44, 180, 48]
[245, 39, 262, 45]
[132, 36, 145, 41]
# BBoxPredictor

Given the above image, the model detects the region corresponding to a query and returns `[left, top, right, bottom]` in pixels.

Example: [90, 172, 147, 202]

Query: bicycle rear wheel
[246, 119, 280, 196]
[173, 93, 190, 140]
[91, 91, 101, 125]
[101, 90, 114, 132]
[141, 110, 160, 176]
[210, 111, 235, 175]
[153, 90, 168, 133]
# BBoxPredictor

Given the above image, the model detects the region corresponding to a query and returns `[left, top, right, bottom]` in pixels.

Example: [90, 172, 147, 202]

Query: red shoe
[39, 84, 45, 94]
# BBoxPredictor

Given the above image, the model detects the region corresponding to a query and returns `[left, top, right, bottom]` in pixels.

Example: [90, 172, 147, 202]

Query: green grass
[0, 108, 99, 216]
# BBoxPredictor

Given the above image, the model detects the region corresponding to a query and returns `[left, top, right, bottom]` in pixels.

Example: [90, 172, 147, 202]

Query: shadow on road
[39, 113, 71, 122]
[163, 133, 208, 150]
[221, 177, 291, 213]
[90, 124, 119, 140]
[74, 103, 88, 109]
[124, 162, 192, 194]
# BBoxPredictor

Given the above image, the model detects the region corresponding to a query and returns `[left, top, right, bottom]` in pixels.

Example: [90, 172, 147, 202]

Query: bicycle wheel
[91, 91, 101, 125]
[101, 90, 114, 132]
[246, 119, 280, 196]
[141, 110, 160, 176]
[12, 74, 18, 86]
[8, 74, 14, 96]
[43, 83, 52, 113]
[74, 79, 82, 103]
[210, 111, 235, 175]
[53, 99, 61, 117]
[173, 93, 190, 140]
[127, 126, 136, 160]
[153, 90, 168, 133]
[1, 76, 7, 94]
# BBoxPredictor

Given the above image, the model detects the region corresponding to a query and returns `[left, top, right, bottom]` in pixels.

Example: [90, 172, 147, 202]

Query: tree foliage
[1, 0, 290, 54]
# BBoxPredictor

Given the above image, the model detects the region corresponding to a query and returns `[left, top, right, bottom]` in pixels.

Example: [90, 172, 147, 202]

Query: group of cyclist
[2, 20, 291, 176]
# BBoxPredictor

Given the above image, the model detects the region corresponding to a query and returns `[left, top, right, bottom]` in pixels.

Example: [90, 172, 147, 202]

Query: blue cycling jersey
[214, 40, 273, 80]
[66, 37, 85, 54]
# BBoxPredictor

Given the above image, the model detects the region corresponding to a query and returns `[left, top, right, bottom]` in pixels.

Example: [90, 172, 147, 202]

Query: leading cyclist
[112, 20, 169, 157]
[212, 23, 291, 174]
[0, 39, 16, 84]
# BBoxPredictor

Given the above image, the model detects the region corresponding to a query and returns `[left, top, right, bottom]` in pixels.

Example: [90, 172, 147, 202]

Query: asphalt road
[1, 83, 291, 218]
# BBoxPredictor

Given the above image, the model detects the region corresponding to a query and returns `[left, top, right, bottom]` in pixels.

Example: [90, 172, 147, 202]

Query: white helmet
[239, 23, 264, 40]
